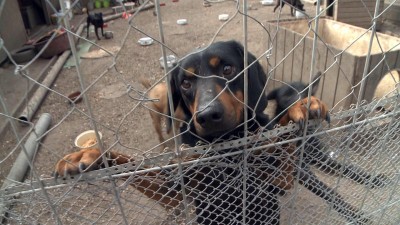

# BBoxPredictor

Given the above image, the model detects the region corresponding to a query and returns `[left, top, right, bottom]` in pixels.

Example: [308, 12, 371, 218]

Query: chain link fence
[0, 0, 399, 224]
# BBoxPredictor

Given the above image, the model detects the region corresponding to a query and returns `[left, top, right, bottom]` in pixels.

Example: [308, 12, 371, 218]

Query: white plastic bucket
[74, 130, 103, 149]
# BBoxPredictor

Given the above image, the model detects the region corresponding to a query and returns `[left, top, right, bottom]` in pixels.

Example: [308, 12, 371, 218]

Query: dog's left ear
[168, 64, 183, 113]
[229, 41, 268, 115]
[166, 64, 192, 128]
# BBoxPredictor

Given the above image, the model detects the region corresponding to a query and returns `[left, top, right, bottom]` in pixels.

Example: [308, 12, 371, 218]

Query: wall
[334, 0, 384, 29]
[265, 19, 400, 111]
[0, 0, 27, 62]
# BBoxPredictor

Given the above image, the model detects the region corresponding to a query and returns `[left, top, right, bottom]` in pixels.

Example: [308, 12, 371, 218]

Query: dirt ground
[1, 0, 400, 224]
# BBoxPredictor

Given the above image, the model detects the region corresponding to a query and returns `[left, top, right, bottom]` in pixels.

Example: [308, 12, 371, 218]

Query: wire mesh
[1, 0, 399, 224]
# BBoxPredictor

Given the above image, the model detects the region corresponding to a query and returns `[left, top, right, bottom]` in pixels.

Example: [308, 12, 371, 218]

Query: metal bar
[242, 0, 249, 223]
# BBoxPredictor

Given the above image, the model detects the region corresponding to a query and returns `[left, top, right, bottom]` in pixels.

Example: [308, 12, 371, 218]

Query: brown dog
[140, 78, 184, 147]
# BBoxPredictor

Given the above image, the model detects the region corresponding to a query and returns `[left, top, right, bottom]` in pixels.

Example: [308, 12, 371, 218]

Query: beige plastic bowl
[74, 130, 102, 149]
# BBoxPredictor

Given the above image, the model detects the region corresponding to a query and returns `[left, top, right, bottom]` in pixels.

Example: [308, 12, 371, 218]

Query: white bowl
[159, 55, 178, 69]
[138, 37, 154, 46]
[295, 10, 306, 18]
[104, 31, 114, 39]
[74, 130, 102, 149]
[260, 0, 273, 6]
[218, 14, 229, 21]
[177, 19, 188, 25]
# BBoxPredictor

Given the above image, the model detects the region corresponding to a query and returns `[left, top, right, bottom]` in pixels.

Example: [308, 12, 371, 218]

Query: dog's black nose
[196, 106, 224, 127]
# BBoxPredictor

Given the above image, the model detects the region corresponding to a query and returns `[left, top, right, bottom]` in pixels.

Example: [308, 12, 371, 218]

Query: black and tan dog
[86, 9, 104, 40]
[53, 41, 383, 224]
[273, 0, 305, 16]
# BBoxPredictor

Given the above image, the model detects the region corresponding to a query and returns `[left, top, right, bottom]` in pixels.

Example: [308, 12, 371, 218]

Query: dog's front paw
[54, 148, 102, 177]
[279, 96, 330, 128]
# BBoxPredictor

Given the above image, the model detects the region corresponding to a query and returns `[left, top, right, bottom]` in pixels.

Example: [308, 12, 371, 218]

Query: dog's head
[94, 12, 103, 20]
[169, 41, 268, 139]
[267, 72, 321, 116]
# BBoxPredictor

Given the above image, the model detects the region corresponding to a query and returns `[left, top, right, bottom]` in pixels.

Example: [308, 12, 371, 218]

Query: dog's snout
[196, 106, 224, 127]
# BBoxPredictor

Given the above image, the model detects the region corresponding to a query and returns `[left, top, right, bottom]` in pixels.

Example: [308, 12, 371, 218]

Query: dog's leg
[273, 0, 283, 12]
[339, 164, 389, 188]
[86, 19, 90, 38]
[94, 27, 100, 40]
[303, 136, 389, 188]
[101, 26, 104, 37]
[150, 110, 166, 145]
[54, 149, 183, 209]
[297, 167, 370, 224]
[273, 4, 279, 12]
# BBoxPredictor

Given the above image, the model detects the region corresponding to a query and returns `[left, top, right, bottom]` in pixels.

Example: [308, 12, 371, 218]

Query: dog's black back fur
[273, 0, 305, 16]
[86, 9, 104, 40]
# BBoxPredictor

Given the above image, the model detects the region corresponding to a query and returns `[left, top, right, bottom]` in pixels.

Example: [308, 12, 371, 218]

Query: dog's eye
[223, 65, 234, 76]
[181, 80, 192, 90]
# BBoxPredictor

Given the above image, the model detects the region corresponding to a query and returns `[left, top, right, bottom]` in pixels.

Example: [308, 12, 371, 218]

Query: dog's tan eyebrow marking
[209, 56, 220, 68]
[184, 67, 196, 77]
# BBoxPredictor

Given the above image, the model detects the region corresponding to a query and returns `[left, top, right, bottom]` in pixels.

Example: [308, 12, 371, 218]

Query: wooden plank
[315, 39, 329, 100]
[337, 18, 374, 24]
[274, 29, 286, 88]
[265, 23, 275, 92]
[333, 51, 356, 110]
[292, 33, 305, 85]
[352, 56, 367, 106]
[283, 30, 295, 83]
[339, 0, 378, 2]
[362, 53, 385, 102]
[336, 17, 374, 24]
[301, 36, 313, 85]
[321, 47, 341, 110]
[339, 0, 378, 3]
[337, 7, 377, 13]
[337, 2, 377, 8]
[336, 13, 376, 19]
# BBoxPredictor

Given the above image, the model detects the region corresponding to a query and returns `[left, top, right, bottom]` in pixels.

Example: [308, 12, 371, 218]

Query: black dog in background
[273, 0, 305, 16]
[267, 72, 389, 223]
[86, 9, 104, 40]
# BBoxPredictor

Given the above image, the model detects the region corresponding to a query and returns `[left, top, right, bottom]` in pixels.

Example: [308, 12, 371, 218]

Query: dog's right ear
[168, 63, 182, 112]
